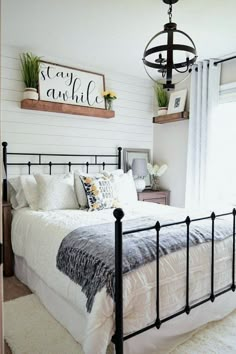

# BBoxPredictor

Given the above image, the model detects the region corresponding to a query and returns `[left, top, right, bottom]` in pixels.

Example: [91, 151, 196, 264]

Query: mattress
[12, 201, 236, 354]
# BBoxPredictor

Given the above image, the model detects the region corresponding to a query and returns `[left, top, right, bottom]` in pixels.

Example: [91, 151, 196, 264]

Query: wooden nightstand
[2, 202, 13, 277]
[138, 190, 170, 205]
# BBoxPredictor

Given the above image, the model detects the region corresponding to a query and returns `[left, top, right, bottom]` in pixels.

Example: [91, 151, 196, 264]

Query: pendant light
[142, 0, 197, 90]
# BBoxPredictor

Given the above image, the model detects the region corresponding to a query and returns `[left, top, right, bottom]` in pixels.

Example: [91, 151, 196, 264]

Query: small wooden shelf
[153, 111, 189, 124]
[21, 99, 115, 118]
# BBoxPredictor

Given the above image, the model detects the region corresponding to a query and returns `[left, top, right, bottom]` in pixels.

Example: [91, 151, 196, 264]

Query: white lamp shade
[132, 158, 148, 177]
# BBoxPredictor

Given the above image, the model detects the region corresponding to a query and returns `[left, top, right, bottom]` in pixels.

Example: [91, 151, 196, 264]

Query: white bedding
[12, 202, 236, 354]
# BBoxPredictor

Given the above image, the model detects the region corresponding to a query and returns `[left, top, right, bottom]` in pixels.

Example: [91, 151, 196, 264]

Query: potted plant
[147, 162, 168, 191]
[102, 90, 117, 110]
[20, 52, 41, 100]
[155, 84, 169, 116]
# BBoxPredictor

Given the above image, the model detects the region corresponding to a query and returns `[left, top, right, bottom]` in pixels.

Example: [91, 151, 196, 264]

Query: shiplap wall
[1, 46, 153, 171]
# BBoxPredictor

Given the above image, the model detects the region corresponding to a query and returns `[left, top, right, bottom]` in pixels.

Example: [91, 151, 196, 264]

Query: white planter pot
[158, 107, 168, 116]
[23, 88, 39, 100]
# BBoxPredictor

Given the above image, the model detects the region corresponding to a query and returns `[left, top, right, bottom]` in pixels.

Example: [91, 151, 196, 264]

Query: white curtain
[185, 59, 221, 209]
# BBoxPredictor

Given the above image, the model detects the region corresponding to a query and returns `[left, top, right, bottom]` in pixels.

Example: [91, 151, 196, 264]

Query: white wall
[1, 0, 154, 173]
[153, 121, 189, 207]
[1, 45, 153, 172]
[153, 77, 191, 207]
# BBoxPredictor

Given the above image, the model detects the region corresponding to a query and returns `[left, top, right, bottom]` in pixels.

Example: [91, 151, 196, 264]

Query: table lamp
[132, 158, 148, 192]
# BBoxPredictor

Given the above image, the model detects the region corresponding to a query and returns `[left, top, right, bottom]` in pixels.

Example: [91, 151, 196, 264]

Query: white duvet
[12, 202, 236, 354]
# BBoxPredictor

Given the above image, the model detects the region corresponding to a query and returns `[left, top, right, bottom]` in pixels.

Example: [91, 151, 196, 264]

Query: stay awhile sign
[39, 61, 106, 109]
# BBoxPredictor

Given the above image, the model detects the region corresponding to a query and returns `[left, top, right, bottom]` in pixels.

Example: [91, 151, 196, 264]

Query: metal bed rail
[112, 207, 236, 354]
[2, 141, 122, 201]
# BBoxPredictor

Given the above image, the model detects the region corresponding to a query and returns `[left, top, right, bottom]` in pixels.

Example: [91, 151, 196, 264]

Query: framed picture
[167, 89, 187, 114]
[123, 148, 151, 188]
[39, 61, 106, 109]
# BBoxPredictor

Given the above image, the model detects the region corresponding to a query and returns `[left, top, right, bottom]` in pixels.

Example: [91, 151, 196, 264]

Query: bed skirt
[14, 255, 236, 354]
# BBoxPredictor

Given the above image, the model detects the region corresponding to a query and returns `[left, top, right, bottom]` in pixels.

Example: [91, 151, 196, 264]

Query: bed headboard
[2, 141, 122, 202]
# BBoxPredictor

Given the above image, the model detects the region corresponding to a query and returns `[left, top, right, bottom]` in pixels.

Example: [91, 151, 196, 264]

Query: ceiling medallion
[142, 0, 197, 90]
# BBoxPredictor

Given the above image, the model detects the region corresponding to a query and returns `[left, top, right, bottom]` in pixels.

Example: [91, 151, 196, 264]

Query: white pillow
[74, 171, 103, 208]
[102, 169, 124, 177]
[8, 176, 28, 209]
[109, 170, 138, 206]
[35, 173, 78, 211]
[20, 175, 38, 210]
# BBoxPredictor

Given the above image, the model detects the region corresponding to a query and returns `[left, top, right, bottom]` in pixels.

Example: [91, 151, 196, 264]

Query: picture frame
[167, 89, 187, 114]
[39, 61, 106, 109]
[123, 148, 151, 188]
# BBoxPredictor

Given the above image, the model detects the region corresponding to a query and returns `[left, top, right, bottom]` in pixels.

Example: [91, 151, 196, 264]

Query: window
[209, 84, 236, 206]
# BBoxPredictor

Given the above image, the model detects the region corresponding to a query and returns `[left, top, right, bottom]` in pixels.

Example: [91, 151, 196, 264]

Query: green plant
[154, 84, 169, 108]
[20, 52, 41, 89]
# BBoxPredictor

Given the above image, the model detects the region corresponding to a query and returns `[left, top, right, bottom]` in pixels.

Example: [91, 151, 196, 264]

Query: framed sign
[123, 148, 151, 187]
[39, 61, 106, 109]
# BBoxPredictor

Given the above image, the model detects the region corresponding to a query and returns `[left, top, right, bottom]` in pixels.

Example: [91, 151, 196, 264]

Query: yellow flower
[109, 91, 117, 98]
[84, 177, 92, 184]
[102, 90, 117, 100]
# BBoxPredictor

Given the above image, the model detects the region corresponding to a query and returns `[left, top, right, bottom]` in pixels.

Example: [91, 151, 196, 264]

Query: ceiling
[2, 0, 236, 79]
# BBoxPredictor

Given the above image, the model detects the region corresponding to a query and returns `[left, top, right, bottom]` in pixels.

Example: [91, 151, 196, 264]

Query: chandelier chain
[168, 4, 172, 22]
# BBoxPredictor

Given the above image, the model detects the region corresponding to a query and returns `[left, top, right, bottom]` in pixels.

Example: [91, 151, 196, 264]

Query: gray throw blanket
[56, 215, 232, 312]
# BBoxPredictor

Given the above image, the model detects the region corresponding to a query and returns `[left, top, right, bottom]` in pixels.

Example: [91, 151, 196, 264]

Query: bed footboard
[112, 207, 236, 354]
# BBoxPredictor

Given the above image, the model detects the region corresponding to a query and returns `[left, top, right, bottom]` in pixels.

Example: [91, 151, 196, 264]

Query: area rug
[4, 294, 112, 354]
[4, 294, 236, 354]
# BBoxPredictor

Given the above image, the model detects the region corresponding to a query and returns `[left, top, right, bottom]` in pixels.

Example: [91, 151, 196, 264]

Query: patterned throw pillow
[79, 175, 118, 211]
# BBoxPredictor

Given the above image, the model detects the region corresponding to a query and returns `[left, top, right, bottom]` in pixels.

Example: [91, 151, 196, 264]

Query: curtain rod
[214, 55, 236, 66]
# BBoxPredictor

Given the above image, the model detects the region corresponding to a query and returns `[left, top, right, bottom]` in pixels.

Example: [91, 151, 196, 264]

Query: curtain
[185, 59, 221, 209]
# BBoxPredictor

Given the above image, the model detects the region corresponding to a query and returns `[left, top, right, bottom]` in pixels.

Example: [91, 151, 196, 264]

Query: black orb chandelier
[142, 0, 197, 90]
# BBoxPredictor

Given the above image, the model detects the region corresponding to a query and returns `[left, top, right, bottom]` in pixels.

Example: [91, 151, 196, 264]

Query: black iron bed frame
[2, 141, 236, 354]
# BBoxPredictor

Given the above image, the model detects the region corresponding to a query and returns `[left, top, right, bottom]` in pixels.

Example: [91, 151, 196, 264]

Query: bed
[2, 141, 236, 354]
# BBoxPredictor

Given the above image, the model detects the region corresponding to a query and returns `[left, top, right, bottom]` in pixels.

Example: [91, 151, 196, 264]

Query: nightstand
[2, 202, 13, 276]
[138, 190, 170, 205]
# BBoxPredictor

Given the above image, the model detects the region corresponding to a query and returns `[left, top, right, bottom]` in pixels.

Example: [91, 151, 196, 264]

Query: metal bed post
[232, 208, 236, 292]
[155, 221, 161, 329]
[118, 147, 122, 169]
[2, 141, 8, 201]
[185, 216, 191, 314]
[113, 208, 124, 354]
[210, 212, 216, 302]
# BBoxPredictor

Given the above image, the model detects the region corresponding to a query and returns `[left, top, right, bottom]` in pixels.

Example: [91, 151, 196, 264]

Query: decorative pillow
[79, 175, 118, 211]
[109, 170, 138, 206]
[34, 173, 78, 211]
[74, 171, 104, 209]
[8, 176, 28, 209]
[21, 175, 38, 210]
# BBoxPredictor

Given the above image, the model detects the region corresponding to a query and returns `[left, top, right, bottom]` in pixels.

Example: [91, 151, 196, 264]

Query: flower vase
[151, 175, 160, 191]
[106, 99, 113, 111]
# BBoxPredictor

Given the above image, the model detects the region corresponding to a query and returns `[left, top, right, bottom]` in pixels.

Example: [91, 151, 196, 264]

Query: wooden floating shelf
[153, 111, 189, 124]
[21, 99, 115, 119]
